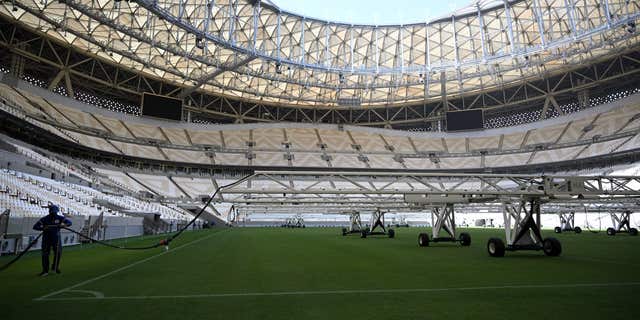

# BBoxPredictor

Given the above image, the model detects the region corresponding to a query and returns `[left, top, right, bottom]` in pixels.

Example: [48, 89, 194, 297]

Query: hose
[0, 173, 253, 272]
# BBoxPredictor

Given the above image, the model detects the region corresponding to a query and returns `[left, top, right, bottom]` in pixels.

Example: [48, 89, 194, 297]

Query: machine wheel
[361, 230, 367, 238]
[487, 238, 505, 257]
[554, 227, 562, 233]
[574, 226, 582, 234]
[543, 237, 562, 257]
[418, 233, 429, 247]
[607, 227, 616, 236]
[630, 228, 638, 236]
[388, 229, 395, 238]
[459, 232, 471, 246]
[341, 228, 347, 236]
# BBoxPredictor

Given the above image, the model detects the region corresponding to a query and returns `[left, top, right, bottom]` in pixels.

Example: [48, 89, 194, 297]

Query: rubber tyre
[574, 226, 582, 234]
[554, 227, 562, 233]
[388, 229, 395, 238]
[543, 237, 562, 257]
[361, 230, 367, 238]
[607, 227, 616, 236]
[418, 233, 429, 247]
[459, 232, 471, 246]
[487, 238, 505, 257]
[342, 227, 347, 236]
[630, 228, 638, 236]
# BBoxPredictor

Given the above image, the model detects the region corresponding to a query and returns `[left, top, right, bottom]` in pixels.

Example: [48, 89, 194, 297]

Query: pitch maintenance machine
[341, 210, 364, 236]
[403, 195, 472, 247]
[359, 208, 395, 238]
[606, 210, 638, 236]
[553, 211, 582, 234]
[406, 175, 640, 257]
[218, 171, 640, 257]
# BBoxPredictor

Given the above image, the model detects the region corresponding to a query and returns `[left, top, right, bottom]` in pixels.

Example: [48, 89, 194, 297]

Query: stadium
[0, 0, 639, 318]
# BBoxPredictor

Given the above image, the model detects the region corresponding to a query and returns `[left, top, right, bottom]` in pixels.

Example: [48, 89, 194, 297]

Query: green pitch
[1, 227, 639, 319]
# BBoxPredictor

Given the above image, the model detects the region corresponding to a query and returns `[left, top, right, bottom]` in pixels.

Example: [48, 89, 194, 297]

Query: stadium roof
[270, 0, 470, 26]
[2, 0, 640, 108]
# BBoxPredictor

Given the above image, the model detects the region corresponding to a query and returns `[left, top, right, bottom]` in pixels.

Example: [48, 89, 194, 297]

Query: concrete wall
[96, 216, 144, 241]
[1, 215, 142, 254]
[0, 214, 209, 255]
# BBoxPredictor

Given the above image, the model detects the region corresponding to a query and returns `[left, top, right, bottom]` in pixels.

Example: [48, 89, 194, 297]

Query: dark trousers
[41, 236, 62, 272]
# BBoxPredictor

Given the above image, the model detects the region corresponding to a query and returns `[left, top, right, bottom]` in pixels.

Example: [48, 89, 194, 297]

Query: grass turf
[1, 227, 639, 319]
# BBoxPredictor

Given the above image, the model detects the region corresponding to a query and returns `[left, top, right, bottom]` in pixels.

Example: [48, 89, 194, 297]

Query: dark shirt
[33, 214, 72, 239]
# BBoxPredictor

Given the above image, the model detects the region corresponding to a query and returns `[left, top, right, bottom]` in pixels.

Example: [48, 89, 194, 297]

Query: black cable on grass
[162, 173, 254, 246]
[60, 226, 166, 250]
[0, 233, 42, 271]
[0, 173, 254, 272]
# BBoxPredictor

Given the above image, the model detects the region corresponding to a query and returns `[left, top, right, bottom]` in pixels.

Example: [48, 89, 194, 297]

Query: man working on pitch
[33, 205, 72, 276]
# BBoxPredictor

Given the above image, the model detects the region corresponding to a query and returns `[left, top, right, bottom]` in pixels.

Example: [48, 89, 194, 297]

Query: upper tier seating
[1, 81, 639, 171]
[7, 141, 93, 182]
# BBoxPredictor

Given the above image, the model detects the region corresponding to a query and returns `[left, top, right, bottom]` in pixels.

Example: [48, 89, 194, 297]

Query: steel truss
[341, 211, 363, 236]
[606, 210, 638, 236]
[222, 171, 640, 219]
[554, 211, 582, 233]
[361, 209, 394, 238]
[2, 17, 640, 128]
[3, 0, 640, 109]
[222, 171, 640, 199]
[216, 170, 640, 255]
[431, 204, 456, 240]
[282, 214, 305, 228]
[431, 204, 457, 240]
[417, 203, 471, 247]
[502, 199, 545, 249]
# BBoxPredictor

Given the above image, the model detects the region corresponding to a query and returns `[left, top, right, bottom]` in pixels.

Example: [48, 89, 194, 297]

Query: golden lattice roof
[2, 0, 639, 107]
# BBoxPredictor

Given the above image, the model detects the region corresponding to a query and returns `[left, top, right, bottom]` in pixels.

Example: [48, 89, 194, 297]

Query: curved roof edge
[264, 0, 518, 28]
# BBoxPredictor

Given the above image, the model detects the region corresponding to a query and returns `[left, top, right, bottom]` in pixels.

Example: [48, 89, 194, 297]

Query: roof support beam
[503, 0, 516, 54]
[478, 3, 488, 61]
[48, 70, 65, 91]
[604, 0, 612, 28]
[253, 1, 259, 52]
[564, 0, 578, 37]
[276, 11, 281, 61]
[532, 0, 547, 49]
[64, 71, 74, 98]
[179, 55, 258, 98]
[301, 18, 306, 64]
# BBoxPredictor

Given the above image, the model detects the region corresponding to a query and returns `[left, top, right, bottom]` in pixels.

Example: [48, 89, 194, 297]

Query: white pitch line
[67, 290, 105, 298]
[36, 281, 640, 301]
[34, 230, 225, 301]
